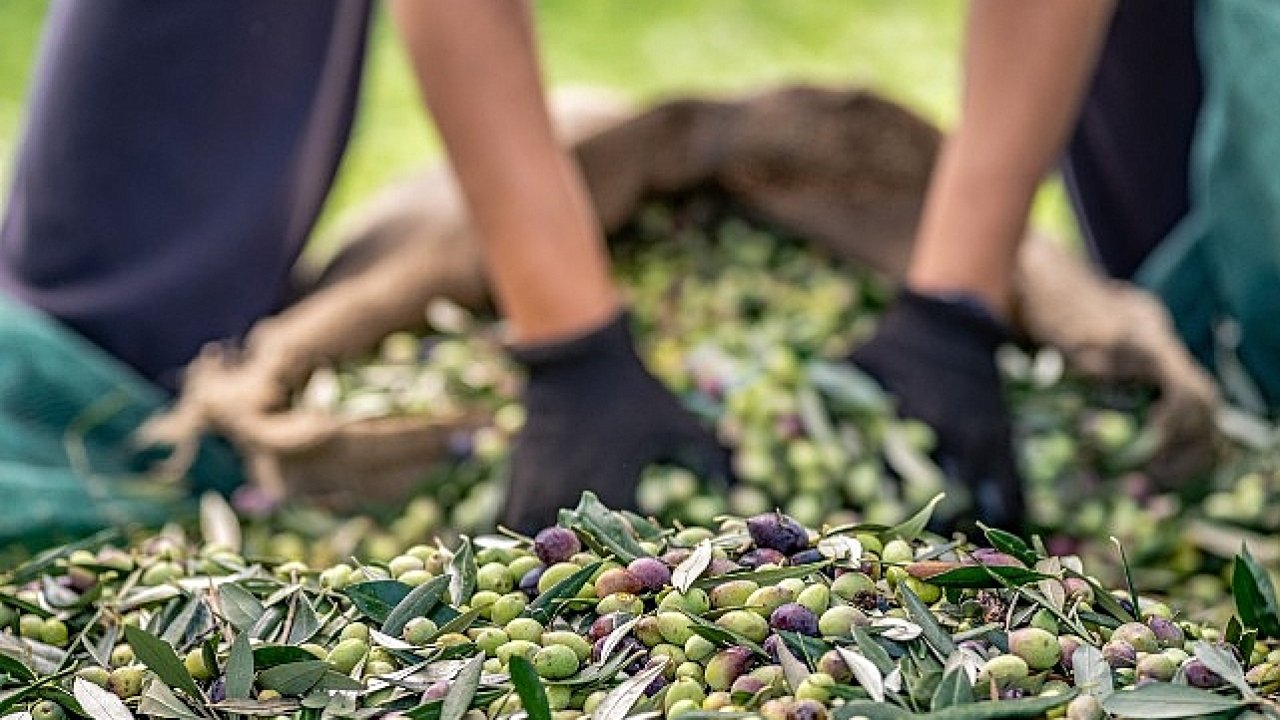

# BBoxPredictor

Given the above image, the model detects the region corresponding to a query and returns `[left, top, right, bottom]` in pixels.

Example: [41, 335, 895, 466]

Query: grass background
[0, 1, 1075, 255]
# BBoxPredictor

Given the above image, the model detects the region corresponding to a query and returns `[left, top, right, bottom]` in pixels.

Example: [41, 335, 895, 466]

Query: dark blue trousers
[0, 1, 371, 389]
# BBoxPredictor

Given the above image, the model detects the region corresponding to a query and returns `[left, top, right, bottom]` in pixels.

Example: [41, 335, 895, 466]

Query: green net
[0, 294, 243, 548]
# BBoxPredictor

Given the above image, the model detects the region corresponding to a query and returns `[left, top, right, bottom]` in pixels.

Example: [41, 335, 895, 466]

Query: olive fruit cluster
[2, 498, 1276, 720]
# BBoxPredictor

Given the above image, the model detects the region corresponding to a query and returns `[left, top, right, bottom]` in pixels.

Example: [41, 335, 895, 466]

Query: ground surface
[0, 1, 1076, 255]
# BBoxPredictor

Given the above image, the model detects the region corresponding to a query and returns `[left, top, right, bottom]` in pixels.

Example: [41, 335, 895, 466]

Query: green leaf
[591, 657, 668, 720]
[159, 598, 203, 648]
[692, 563, 829, 591]
[887, 493, 945, 542]
[250, 645, 316, 670]
[977, 525, 1041, 567]
[562, 492, 647, 563]
[1192, 641, 1253, 699]
[284, 595, 321, 646]
[899, 583, 956, 658]
[1234, 547, 1280, 639]
[256, 660, 329, 697]
[524, 562, 602, 625]
[1110, 537, 1142, 622]
[440, 654, 484, 720]
[7, 530, 117, 586]
[685, 613, 766, 657]
[917, 690, 1075, 719]
[832, 700, 912, 720]
[1071, 645, 1112, 701]
[225, 632, 253, 700]
[344, 580, 412, 625]
[918, 566, 1050, 589]
[448, 537, 477, 607]
[311, 670, 365, 692]
[1100, 683, 1246, 718]
[508, 655, 551, 720]
[776, 630, 831, 667]
[0, 654, 34, 683]
[382, 575, 450, 637]
[73, 678, 135, 720]
[1063, 569, 1135, 623]
[137, 679, 199, 720]
[431, 607, 483, 641]
[210, 699, 303, 716]
[218, 584, 264, 632]
[930, 666, 973, 711]
[122, 625, 201, 699]
[775, 637, 810, 693]
[852, 627, 895, 675]
[808, 359, 891, 415]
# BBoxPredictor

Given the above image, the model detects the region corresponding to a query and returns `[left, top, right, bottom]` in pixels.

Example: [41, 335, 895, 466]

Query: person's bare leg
[390, 0, 618, 344]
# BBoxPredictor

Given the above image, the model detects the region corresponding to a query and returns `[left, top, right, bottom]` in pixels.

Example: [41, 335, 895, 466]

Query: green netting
[0, 294, 243, 548]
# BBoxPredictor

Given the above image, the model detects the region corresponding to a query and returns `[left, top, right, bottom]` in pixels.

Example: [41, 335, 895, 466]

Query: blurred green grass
[0, 1, 1075, 254]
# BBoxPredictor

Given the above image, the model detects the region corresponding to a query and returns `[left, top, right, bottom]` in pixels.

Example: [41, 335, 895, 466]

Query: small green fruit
[716, 610, 769, 643]
[1008, 627, 1061, 671]
[184, 648, 213, 681]
[403, 617, 439, 645]
[532, 644, 580, 680]
[327, 638, 369, 674]
[31, 700, 65, 720]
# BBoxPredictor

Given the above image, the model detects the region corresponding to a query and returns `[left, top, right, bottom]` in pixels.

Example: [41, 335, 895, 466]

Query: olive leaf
[852, 627, 896, 675]
[73, 678, 135, 720]
[598, 616, 641, 663]
[382, 575, 449, 638]
[836, 647, 885, 703]
[976, 525, 1041, 567]
[199, 491, 241, 553]
[447, 537, 477, 606]
[887, 493, 945, 543]
[256, 660, 329, 696]
[507, 655, 551, 720]
[1099, 683, 1246, 718]
[914, 691, 1075, 719]
[775, 636, 811, 693]
[284, 594, 321, 646]
[1071, 645, 1112, 701]
[122, 625, 201, 699]
[1234, 546, 1280, 639]
[561, 492, 647, 563]
[439, 654, 484, 720]
[591, 657, 667, 720]
[217, 584, 264, 632]
[672, 540, 713, 594]
[225, 632, 253, 700]
[524, 562, 601, 625]
[1192, 641, 1253, 699]
[898, 584, 954, 657]
[807, 359, 891, 415]
[137, 679, 199, 720]
[344, 580, 412, 625]
[1110, 536, 1142, 619]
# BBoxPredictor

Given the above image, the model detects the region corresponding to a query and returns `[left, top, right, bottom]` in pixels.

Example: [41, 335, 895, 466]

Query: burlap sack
[141, 85, 1218, 510]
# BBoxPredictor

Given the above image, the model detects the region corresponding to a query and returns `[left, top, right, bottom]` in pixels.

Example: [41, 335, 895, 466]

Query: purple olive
[519, 566, 545, 598]
[628, 558, 672, 591]
[533, 527, 581, 565]
[1102, 640, 1136, 669]
[747, 513, 809, 555]
[423, 681, 450, 700]
[1147, 617, 1185, 649]
[788, 698, 828, 720]
[590, 613, 621, 642]
[731, 675, 767, 695]
[762, 635, 782, 662]
[770, 603, 819, 637]
[662, 549, 692, 567]
[708, 558, 742, 577]
[1185, 659, 1225, 689]
[740, 549, 786, 569]
[789, 549, 824, 566]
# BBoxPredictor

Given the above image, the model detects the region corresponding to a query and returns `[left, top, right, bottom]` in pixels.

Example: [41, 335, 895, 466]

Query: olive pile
[274, 200, 1278, 602]
[2, 495, 1278, 720]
